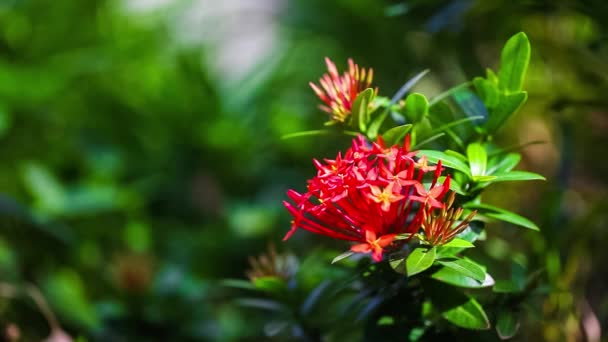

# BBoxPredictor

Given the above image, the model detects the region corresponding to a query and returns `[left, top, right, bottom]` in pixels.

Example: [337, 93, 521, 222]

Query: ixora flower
[283, 135, 461, 262]
[309, 57, 375, 123]
[421, 192, 477, 246]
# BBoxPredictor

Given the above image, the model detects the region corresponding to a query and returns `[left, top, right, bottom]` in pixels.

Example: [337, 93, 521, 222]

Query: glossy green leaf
[499, 32, 531, 93]
[465, 203, 540, 231]
[404, 93, 428, 123]
[486, 170, 545, 182]
[441, 238, 475, 248]
[382, 124, 412, 146]
[467, 143, 487, 177]
[496, 309, 520, 339]
[442, 297, 490, 330]
[438, 258, 486, 281]
[406, 247, 436, 276]
[431, 267, 494, 288]
[351, 88, 375, 132]
[418, 150, 472, 177]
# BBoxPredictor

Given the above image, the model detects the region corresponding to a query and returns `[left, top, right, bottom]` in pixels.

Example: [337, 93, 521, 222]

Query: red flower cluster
[283, 135, 452, 262]
[309, 58, 375, 123]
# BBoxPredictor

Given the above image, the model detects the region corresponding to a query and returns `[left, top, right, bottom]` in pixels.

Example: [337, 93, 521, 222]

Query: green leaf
[499, 32, 531, 93]
[467, 143, 487, 177]
[351, 88, 375, 132]
[487, 153, 521, 174]
[438, 258, 486, 281]
[473, 77, 499, 108]
[493, 280, 524, 293]
[252, 276, 287, 293]
[442, 297, 490, 330]
[331, 250, 354, 264]
[418, 150, 472, 177]
[221, 279, 258, 291]
[382, 124, 412, 146]
[281, 130, 331, 140]
[431, 267, 495, 288]
[404, 93, 428, 123]
[440, 238, 475, 248]
[484, 91, 527, 134]
[367, 109, 389, 140]
[406, 247, 436, 276]
[496, 309, 520, 339]
[485, 171, 545, 182]
[465, 203, 540, 231]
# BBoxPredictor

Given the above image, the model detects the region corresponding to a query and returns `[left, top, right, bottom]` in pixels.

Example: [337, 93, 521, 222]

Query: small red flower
[350, 230, 397, 262]
[310, 58, 375, 123]
[283, 134, 453, 262]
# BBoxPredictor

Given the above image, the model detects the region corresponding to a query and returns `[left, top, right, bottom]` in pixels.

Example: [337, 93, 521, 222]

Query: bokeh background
[0, 0, 607, 340]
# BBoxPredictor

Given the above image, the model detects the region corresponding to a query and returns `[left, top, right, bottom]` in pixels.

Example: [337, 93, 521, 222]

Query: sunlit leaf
[499, 32, 531, 93]
[485, 171, 545, 182]
[441, 238, 475, 248]
[467, 142, 487, 177]
[406, 247, 436, 276]
[465, 203, 540, 231]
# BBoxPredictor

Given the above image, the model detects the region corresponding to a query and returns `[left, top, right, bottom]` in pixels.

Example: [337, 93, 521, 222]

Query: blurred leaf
[473, 77, 499, 108]
[496, 309, 520, 339]
[252, 276, 287, 294]
[431, 267, 494, 288]
[438, 258, 486, 281]
[404, 93, 428, 123]
[44, 269, 100, 329]
[300, 280, 332, 316]
[0, 104, 11, 138]
[441, 297, 490, 330]
[221, 279, 258, 291]
[499, 32, 531, 93]
[21, 162, 66, 215]
[493, 280, 523, 293]
[467, 142, 487, 177]
[484, 91, 527, 134]
[406, 247, 436, 276]
[332, 250, 355, 264]
[123, 222, 151, 253]
[382, 124, 412, 146]
[465, 203, 540, 231]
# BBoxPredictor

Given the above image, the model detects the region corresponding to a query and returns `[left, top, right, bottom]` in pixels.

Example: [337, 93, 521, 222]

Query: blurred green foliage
[0, 0, 607, 340]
